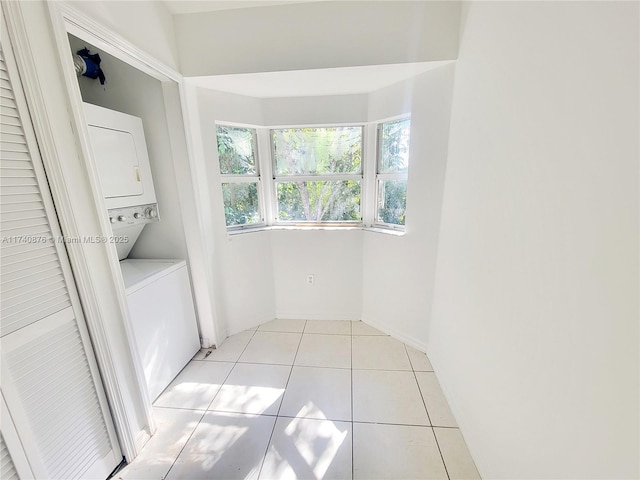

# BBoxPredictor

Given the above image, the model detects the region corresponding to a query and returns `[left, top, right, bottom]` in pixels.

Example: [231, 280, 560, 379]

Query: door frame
[1, 1, 150, 461]
[41, 0, 224, 460]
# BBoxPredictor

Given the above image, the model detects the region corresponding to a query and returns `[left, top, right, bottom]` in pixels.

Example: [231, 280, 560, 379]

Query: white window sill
[362, 226, 406, 236]
[227, 225, 268, 236]
[227, 225, 405, 237]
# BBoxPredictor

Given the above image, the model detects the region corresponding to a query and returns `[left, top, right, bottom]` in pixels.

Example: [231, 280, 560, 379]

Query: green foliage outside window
[380, 119, 410, 173]
[277, 181, 361, 222]
[378, 180, 407, 226]
[378, 118, 410, 226]
[217, 125, 261, 227]
[273, 127, 362, 222]
[221, 182, 260, 226]
[216, 125, 257, 175]
[272, 127, 362, 175]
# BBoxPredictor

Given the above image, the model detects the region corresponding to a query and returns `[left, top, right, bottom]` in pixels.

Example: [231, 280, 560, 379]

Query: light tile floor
[117, 320, 480, 480]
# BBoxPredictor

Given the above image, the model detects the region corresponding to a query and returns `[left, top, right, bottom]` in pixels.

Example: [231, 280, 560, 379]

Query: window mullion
[220, 175, 260, 183]
[376, 172, 408, 182]
[273, 174, 361, 183]
[362, 123, 378, 227]
[256, 128, 274, 224]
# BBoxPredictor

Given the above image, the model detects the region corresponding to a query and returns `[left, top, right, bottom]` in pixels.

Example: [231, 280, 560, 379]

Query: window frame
[269, 125, 365, 226]
[214, 119, 411, 235]
[215, 123, 266, 230]
[373, 116, 411, 231]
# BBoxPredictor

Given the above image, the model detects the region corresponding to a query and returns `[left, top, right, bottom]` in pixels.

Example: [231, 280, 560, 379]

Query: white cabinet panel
[122, 260, 200, 401]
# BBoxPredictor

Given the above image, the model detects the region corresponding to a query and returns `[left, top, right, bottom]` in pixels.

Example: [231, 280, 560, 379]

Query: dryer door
[87, 124, 143, 198]
[83, 102, 157, 210]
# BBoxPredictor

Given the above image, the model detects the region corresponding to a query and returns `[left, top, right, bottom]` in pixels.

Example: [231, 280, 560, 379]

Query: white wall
[362, 65, 454, 351]
[196, 87, 265, 127]
[262, 94, 368, 126]
[272, 229, 363, 321]
[429, 2, 639, 478]
[174, 1, 461, 76]
[69, 34, 189, 262]
[194, 88, 276, 336]
[67, 0, 179, 71]
[219, 231, 277, 335]
[264, 95, 369, 322]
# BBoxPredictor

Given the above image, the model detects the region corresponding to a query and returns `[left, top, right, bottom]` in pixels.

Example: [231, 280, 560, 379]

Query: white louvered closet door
[1, 434, 19, 480]
[0, 14, 122, 480]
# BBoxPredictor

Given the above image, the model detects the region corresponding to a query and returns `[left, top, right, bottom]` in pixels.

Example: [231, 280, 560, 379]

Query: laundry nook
[84, 101, 200, 402]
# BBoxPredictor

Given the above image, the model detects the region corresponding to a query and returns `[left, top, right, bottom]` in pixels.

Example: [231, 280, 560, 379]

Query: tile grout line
[349, 419, 433, 428]
[205, 327, 260, 410]
[159, 409, 208, 480]
[431, 426, 451, 480]
[162, 328, 260, 480]
[350, 321, 355, 480]
[255, 320, 307, 480]
[406, 343, 451, 480]
[152, 405, 207, 413]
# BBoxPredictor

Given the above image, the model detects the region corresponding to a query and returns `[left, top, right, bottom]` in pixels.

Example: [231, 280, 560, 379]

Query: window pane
[216, 125, 257, 175]
[272, 127, 362, 175]
[379, 118, 411, 173]
[276, 181, 361, 222]
[222, 182, 260, 226]
[377, 179, 407, 225]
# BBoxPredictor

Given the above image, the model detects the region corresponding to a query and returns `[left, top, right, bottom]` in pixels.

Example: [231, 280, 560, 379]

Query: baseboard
[226, 312, 276, 337]
[228, 310, 429, 354]
[360, 316, 429, 354]
[276, 311, 362, 321]
[135, 428, 151, 457]
[427, 350, 486, 478]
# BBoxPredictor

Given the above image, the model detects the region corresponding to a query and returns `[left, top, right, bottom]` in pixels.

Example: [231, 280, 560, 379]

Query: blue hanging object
[74, 48, 106, 85]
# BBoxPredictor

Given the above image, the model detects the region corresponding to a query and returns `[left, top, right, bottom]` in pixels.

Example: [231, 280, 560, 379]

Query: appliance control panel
[108, 203, 160, 228]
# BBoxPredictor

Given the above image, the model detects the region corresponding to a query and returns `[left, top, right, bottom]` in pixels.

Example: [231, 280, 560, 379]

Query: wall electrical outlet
[306, 274, 315, 285]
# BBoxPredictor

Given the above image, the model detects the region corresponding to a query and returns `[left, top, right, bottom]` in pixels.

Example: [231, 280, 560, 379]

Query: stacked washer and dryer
[84, 103, 200, 401]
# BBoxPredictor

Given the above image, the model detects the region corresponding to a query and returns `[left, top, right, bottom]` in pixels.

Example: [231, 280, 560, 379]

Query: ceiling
[162, 0, 323, 15]
[165, 1, 453, 97]
[185, 61, 452, 98]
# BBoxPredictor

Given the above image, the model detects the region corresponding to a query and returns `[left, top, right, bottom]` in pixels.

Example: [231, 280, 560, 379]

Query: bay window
[215, 119, 411, 232]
